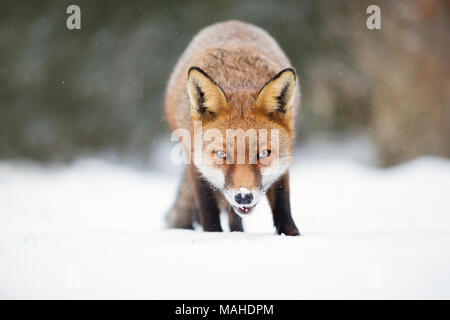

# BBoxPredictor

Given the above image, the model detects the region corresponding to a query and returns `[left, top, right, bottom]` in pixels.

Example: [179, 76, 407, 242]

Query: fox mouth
[233, 205, 256, 216]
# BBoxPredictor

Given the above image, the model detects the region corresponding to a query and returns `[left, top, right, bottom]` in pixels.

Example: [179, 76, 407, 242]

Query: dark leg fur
[266, 172, 300, 236]
[166, 170, 196, 229]
[227, 210, 244, 232]
[189, 165, 223, 232]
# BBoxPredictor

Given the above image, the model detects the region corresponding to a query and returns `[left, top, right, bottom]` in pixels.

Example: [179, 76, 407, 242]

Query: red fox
[165, 20, 300, 236]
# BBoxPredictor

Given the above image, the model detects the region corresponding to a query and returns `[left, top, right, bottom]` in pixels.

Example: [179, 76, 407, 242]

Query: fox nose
[235, 192, 253, 205]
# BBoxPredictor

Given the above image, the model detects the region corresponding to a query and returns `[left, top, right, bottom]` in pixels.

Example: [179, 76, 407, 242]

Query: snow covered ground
[0, 156, 450, 299]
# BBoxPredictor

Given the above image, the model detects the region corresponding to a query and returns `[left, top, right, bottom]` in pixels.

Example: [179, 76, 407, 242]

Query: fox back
[165, 20, 300, 132]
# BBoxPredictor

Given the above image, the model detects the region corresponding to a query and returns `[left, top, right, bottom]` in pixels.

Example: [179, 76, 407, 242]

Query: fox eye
[215, 150, 227, 160]
[258, 149, 271, 159]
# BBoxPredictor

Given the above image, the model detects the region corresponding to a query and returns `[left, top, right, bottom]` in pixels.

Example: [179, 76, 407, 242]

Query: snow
[1, 156, 450, 299]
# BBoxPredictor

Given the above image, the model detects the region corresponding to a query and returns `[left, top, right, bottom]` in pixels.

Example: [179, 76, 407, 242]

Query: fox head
[187, 66, 297, 217]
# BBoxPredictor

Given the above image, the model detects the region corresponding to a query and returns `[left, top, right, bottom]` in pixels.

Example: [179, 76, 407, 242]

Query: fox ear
[187, 67, 227, 121]
[256, 68, 296, 120]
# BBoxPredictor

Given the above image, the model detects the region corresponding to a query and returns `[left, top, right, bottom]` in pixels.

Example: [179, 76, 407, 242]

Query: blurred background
[1, 0, 449, 167]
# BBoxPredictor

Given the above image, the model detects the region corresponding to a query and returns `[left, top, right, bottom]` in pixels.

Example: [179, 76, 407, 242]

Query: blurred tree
[348, 0, 450, 165]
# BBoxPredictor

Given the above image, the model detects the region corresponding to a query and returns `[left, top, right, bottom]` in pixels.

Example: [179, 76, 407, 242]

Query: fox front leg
[227, 209, 244, 232]
[267, 173, 300, 236]
[189, 166, 223, 232]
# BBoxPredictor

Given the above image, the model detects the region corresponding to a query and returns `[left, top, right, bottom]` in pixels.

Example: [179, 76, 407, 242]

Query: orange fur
[165, 20, 300, 136]
[165, 20, 300, 235]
